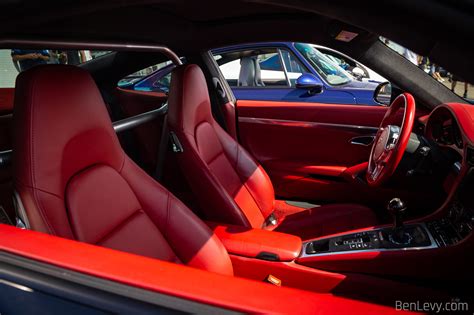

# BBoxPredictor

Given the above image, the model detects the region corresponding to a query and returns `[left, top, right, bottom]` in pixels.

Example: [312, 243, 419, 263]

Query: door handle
[350, 135, 375, 146]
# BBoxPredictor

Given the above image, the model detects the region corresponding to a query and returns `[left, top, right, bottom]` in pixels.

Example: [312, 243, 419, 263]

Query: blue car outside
[120, 42, 382, 106]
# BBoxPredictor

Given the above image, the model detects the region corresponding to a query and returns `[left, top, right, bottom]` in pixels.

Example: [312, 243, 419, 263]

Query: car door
[212, 44, 427, 206]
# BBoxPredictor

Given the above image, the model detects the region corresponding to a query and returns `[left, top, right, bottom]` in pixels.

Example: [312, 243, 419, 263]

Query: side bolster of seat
[15, 183, 76, 238]
[14, 184, 53, 234]
[215, 121, 275, 219]
[173, 127, 252, 227]
[167, 64, 252, 227]
[121, 157, 234, 276]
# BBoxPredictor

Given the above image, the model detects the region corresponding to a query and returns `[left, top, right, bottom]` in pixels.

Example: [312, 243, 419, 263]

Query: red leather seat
[12, 65, 233, 276]
[167, 64, 378, 240]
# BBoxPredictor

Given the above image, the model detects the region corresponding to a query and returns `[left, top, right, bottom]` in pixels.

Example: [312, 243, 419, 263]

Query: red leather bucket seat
[13, 65, 233, 276]
[167, 64, 379, 240]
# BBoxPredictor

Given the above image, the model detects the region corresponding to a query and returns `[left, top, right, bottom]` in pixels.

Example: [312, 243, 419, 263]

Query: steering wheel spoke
[366, 93, 416, 187]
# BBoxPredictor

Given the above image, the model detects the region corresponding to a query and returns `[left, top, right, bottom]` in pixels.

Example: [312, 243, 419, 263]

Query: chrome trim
[350, 135, 375, 146]
[0, 279, 34, 292]
[113, 102, 167, 133]
[13, 190, 30, 230]
[299, 223, 438, 258]
[0, 39, 183, 66]
[238, 116, 379, 133]
[454, 161, 462, 173]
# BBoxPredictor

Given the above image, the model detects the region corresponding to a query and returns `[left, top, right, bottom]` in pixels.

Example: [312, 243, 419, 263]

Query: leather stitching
[95, 209, 142, 245]
[165, 190, 171, 238]
[29, 73, 56, 235]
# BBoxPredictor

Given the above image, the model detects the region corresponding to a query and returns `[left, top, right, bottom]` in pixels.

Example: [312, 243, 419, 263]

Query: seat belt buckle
[263, 212, 277, 228]
[169, 132, 183, 153]
[264, 274, 282, 287]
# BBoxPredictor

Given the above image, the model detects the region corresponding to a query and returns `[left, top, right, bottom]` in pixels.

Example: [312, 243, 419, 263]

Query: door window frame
[214, 46, 310, 89]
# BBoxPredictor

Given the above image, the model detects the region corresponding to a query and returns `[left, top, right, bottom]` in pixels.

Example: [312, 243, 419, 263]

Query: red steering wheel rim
[366, 93, 416, 187]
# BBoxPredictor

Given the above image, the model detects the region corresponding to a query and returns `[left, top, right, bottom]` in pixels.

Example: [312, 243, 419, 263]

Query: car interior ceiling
[0, 0, 472, 82]
[1, 0, 474, 309]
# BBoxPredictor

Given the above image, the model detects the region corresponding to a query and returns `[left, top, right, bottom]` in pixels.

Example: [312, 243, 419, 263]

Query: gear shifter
[387, 198, 411, 244]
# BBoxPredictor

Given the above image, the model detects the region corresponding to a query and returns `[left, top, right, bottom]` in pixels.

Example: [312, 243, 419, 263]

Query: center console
[303, 197, 438, 256]
[303, 198, 474, 258]
[297, 189, 474, 281]
[426, 198, 474, 246]
[303, 223, 436, 257]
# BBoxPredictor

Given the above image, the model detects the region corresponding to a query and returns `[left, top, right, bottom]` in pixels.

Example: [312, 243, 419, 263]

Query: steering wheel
[366, 93, 416, 187]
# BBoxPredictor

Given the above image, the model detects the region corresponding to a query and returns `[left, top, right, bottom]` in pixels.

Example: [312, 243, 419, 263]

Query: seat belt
[154, 114, 169, 181]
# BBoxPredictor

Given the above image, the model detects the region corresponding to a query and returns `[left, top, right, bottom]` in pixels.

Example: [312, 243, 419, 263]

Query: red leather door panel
[236, 100, 426, 204]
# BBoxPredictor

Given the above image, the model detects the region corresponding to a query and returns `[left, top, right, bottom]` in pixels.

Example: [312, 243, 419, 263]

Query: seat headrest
[238, 57, 264, 87]
[13, 65, 124, 197]
[167, 64, 213, 135]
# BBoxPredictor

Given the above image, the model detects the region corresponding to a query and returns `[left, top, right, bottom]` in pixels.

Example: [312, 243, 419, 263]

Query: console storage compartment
[207, 222, 302, 261]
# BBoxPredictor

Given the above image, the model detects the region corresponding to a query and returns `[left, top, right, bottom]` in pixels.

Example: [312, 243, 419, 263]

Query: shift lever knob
[387, 198, 406, 230]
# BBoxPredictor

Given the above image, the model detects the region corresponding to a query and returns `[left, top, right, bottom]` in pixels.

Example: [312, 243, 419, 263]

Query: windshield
[380, 37, 472, 102]
[294, 43, 351, 86]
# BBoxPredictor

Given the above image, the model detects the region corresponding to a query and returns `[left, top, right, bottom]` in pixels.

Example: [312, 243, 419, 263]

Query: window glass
[258, 52, 287, 86]
[0, 49, 110, 88]
[215, 48, 308, 87]
[380, 37, 472, 101]
[118, 61, 174, 92]
[279, 50, 306, 86]
[294, 43, 351, 86]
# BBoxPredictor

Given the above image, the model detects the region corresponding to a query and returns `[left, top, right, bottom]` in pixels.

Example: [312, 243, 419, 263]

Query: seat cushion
[273, 202, 378, 241]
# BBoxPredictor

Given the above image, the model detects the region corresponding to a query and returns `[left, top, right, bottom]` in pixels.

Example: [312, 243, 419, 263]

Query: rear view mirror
[374, 82, 392, 106]
[295, 73, 323, 95]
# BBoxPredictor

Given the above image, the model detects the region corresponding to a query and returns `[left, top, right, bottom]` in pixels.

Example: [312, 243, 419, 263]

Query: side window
[258, 52, 287, 86]
[279, 50, 306, 86]
[215, 48, 308, 88]
[1, 49, 109, 112]
[118, 61, 174, 93]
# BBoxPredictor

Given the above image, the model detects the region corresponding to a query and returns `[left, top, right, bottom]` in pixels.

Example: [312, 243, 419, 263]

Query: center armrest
[207, 222, 302, 261]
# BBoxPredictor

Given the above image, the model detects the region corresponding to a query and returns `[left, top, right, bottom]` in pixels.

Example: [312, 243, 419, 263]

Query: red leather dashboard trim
[0, 225, 407, 314]
[208, 222, 302, 261]
[443, 103, 474, 145]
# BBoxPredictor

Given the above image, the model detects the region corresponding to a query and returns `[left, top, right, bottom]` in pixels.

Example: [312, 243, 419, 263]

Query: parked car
[120, 42, 384, 105]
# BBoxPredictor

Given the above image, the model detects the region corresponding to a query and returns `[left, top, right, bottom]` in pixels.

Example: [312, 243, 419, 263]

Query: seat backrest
[168, 64, 275, 229]
[238, 57, 264, 87]
[13, 65, 233, 276]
